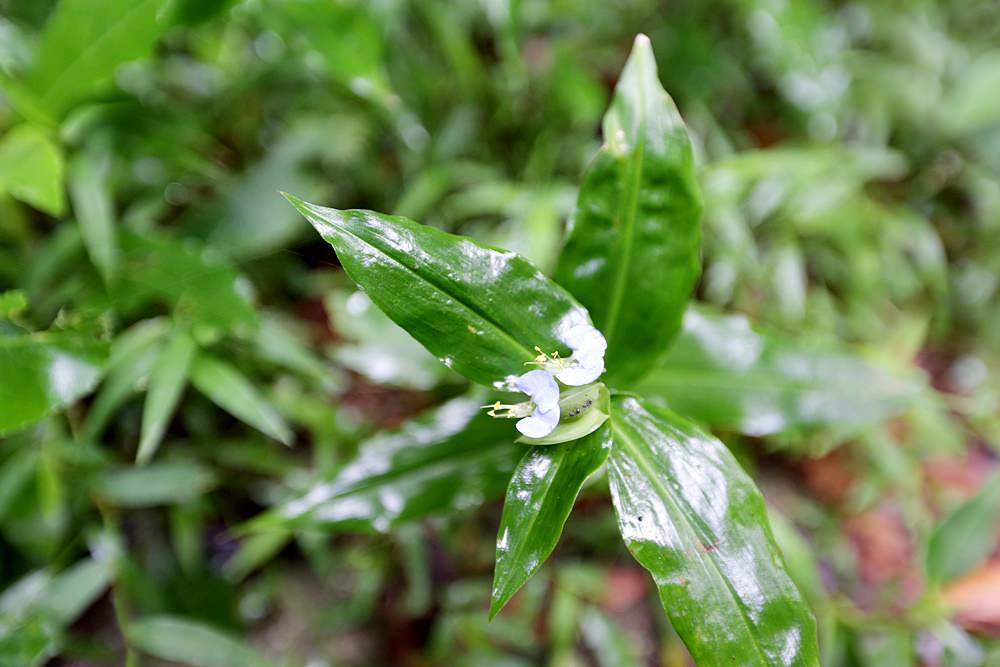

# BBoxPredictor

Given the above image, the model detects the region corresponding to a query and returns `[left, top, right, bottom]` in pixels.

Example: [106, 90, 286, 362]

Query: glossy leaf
[259, 392, 519, 533]
[0, 125, 65, 216]
[137, 329, 197, 464]
[635, 306, 920, 438]
[927, 470, 1000, 583]
[68, 148, 117, 284]
[607, 395, 819, 666]
[0, 333, 106, 435]
[491, 424, 611, 617]
[128, 616, 274, 667]
[285, 193, 593, 387]
[26, 0, 172, 116]
[555, 35, 702, 385]
[189, 354, 292, 445]
[94, 460, 217, 507]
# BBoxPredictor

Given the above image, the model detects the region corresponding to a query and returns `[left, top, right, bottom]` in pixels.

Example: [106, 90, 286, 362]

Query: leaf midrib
[602, 65, 648, 347]
[492, 447, 567, 612]
[328, 217, 539, 367]
[611, 418, 771, 666]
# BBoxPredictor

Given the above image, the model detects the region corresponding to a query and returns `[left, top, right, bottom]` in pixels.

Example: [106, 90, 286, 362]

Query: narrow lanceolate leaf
[128, 616, 274, 667]
[0, 124, 65, 216]
[68, 149, 117, 284]
[26, 0, 172, 117]
[285, 193, 593, 387]
[0, 334, 106, 435]
[258, 392, 519, 534]
[607, 396, 819, 666]
[491, 424, 611, 617]
[189, 354, 292, 445]
[927, 470, 1000, 584]
[81, 318, 168, 441]
[635, 306, 920, 439]
[137, 329, 196, 464]
[555, 35, 702, 385]
[94, 460, 217, 507]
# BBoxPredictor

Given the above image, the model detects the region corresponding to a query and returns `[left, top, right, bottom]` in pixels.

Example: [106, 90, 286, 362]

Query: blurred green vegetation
[1, 0, 1000, 665]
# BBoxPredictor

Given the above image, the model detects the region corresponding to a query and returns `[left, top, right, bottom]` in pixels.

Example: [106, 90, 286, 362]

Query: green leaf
[113, 230, 258, 334]
[607, 396, 819, 666]
[0, 449, 39, 521]
[0, 333, 106, 435]
[491, 424, 611, 618]
[0, 290, 28, 320]
[137, 329, 197, 464]
[265, 3, 426, 149]
[853, 629, 914, 666]
[128, 616, 274, 667]
[285, 193, 593, 387]
[171, 0, 238, 25]
[326, 289, 453, 390]
[42, 558, 112, 624]
[273, 1, 388, 94]
[187, 122, 328, 260]
[0, 72, 55, 128]
[259, 391, 519, 533]
[26, 0, 172, 117]
[189, 353, 292, 445]
[254, 312, 339, 390]
[0, 558, 111, 667]
[68, 148, 117, 284]
[94, 460, 217, 507]
[555, 34, 702, 385]
[580, 608, 644, 667]
[81, 318, 168, 441]
[516, 383, 610, 446]
[0, 125, 65, 216]
[221, 529, 292, 583]
[635, 306, 921, 439]
[927, 470, 1000, 583]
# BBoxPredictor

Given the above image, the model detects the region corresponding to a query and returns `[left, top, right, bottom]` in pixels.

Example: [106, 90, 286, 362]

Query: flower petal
[516, 369, 560, 410]
[556, 359, 605, 386]
[565, 324, 607, 357]
[516, 404, 560, 438]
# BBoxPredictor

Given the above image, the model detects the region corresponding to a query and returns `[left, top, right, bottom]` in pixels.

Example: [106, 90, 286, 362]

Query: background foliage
[1, 0, 999, 665]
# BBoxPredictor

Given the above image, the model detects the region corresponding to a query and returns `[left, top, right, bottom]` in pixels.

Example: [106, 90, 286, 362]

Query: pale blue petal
[516, 369, 559, 410]
[516, 404, 560, 438]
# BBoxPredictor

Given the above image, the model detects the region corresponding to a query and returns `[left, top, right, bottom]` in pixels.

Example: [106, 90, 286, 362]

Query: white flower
[528, 322, 608, 386]
[485, 369, 561, 438]
[555, 323, 607, 385]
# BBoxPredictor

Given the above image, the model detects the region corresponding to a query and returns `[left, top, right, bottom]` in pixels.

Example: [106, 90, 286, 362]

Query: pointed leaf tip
[279, 191, 305, 209]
